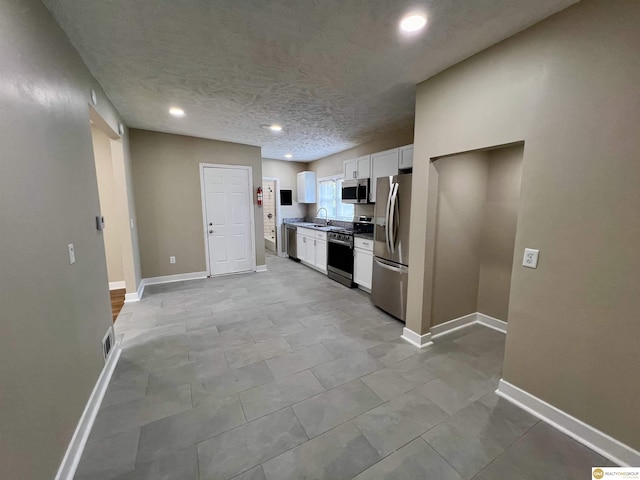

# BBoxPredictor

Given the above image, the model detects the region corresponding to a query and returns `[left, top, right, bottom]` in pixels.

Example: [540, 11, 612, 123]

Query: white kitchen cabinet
[399, 144, 414, 170]
[370, 148, 400, 202]
[354, 247, 373, 290]
[296, 233, 308, 263]
[315, 238, 327, 271]
[343, 155, 371, 180]
[344, 160, 357, 180]
[297, 171, 317, 203]
[296, 227, 327, 273]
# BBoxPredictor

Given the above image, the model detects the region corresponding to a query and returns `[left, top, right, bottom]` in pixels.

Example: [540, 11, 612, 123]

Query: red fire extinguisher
[257, 186, 263, 206]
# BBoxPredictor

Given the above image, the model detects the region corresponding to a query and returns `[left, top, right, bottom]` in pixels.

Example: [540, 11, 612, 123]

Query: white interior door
[203, 166, 253, 275]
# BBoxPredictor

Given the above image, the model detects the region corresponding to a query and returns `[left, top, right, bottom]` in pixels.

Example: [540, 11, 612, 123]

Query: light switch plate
[523, 248, 539, 269]
[170, 256, 176, 264]
[68, 243, 76, 264]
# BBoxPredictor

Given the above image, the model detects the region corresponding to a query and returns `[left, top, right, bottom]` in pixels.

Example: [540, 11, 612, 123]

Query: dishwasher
[286, 224, 299, 261]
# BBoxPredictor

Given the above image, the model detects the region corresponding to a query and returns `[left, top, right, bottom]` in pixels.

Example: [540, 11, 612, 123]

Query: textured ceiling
[43, 0, 577, 161]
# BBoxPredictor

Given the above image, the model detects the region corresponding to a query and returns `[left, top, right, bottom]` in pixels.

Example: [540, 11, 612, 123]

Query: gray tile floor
[75, 254, 613, 479]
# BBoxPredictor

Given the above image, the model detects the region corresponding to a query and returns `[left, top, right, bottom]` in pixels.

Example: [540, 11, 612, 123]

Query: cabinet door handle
[314, 239, 316, 246]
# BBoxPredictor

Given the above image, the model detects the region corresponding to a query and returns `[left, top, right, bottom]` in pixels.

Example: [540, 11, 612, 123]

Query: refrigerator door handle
[374, 257, 408, 273]
[385, 176, 393, 253]
[388, 182, 399, 254]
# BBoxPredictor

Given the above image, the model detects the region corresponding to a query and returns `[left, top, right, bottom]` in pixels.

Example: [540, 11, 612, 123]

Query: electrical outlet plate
[523, 248, 539, 269]
[170, 256, 176, 264]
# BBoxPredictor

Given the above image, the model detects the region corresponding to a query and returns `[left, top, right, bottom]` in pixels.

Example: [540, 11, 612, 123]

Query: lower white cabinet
[353, 236, 374, 289]
[297, 228, 327, 273]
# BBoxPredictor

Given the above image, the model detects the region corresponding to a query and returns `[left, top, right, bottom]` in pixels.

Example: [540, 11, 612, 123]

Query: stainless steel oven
[327, 231, 355, 287]
[341, 178, 369, 204]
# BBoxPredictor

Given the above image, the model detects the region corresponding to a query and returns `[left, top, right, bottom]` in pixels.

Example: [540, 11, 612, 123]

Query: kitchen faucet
[316, 207, 330, 225]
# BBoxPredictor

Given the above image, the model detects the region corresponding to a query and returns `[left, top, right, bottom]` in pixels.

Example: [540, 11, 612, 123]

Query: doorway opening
[262, 178, 280, 255]
[200, 164, 256, 276]
[89, 107, 130, 321]
[430, 143, 524, 330]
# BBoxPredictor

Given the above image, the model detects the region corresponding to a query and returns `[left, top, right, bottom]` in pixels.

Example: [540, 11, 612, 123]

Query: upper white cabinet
[343, 155, 371, 180]
[399, 145, 414, 170]
[297, 171, 316, 203]
[370, 148, 400, 203]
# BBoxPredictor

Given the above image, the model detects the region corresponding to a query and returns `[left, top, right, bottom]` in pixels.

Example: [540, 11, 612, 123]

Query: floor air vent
[102, 327, 115, 361]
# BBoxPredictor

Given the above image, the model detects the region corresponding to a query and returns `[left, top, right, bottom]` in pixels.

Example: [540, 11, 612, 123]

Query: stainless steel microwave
[342, 178, 369, 204]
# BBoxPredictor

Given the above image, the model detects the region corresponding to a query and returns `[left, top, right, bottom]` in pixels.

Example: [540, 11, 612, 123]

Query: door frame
[262, 176, 284, 257]
[199, 163, 257, 276]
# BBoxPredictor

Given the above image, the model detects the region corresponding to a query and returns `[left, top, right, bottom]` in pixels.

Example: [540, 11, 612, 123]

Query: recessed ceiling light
[400, 14, 427, 32]
[269, 124, 283, 132]
[169, 107, 185, 117]
[285, 153, 293, 159]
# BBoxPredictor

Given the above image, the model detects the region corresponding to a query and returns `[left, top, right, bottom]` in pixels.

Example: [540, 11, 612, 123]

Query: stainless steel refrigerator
[371, 174, 412, 321]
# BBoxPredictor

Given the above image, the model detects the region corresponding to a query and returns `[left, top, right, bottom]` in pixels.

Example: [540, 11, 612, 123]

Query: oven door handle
[328, 239, 353, 247]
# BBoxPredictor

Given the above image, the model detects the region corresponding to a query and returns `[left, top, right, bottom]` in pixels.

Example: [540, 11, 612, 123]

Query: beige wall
[431, 146, 523, 326]
[431, 151, 488, 326]
[0, 1, 136, 478]
[130, 129, 265, 278]
[261, 158, 308, 220]
[306, 127, 414, 219]
[477, 146, 523, 320]
[407, 0, 640, 450]
[91, 125, 124, 283]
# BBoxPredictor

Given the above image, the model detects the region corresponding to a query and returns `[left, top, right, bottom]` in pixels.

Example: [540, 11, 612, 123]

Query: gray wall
[130, 129, 265, 278]
[406, 0, 640, 449]
[0, 1, 135, 478]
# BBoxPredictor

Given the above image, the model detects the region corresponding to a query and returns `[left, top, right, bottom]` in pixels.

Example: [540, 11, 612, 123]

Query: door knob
[209, 230, 214, 234]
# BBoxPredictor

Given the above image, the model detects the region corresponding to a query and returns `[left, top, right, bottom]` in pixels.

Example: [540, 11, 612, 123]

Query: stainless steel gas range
[326, 220, 374, 287]
[327, 229, 355, 287]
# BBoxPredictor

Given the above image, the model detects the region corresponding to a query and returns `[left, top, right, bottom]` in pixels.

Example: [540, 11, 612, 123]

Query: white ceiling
[43, 0, 577, 161]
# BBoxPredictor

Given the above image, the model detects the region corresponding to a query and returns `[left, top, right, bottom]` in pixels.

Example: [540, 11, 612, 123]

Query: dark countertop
[354, 232, 374, 240]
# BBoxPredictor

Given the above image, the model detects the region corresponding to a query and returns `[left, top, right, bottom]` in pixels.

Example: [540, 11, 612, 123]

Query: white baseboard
[401, 327, 433, 348]
[108, 281, 126, 290]
[125, 271, 207, 303]
[143, 271, 208, 286]
[496, 379, 640, 467]
[430, 312, 478, 339]
[124, 279, 145, 303]
[256, 264, 268, 272]
[477, 313, 508, 333]
[55, 345, 122, 480]
[430, 312, 508, 340]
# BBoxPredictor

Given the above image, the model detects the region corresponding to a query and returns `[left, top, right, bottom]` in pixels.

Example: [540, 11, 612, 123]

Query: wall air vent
[102, 327, 115, 361]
